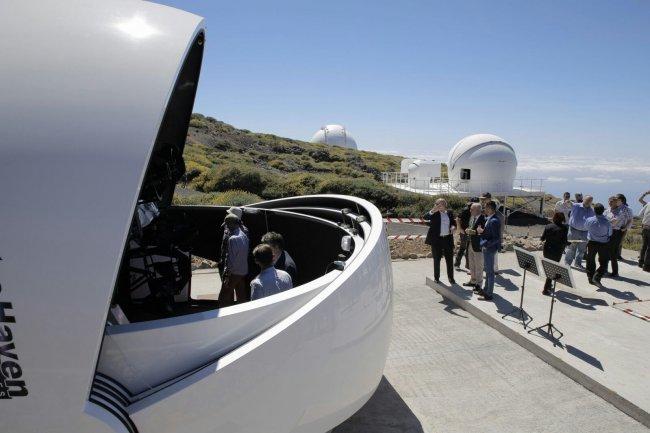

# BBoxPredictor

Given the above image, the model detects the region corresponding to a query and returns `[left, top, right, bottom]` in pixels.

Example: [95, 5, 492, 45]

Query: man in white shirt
[638, 190, 650, 272]
[423, 198, 457, 284]
[555, 192, 573, 222]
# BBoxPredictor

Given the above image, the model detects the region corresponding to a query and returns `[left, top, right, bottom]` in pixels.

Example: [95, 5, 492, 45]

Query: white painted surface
[0, 1, 203, 432]
[128, 196, 393, 433]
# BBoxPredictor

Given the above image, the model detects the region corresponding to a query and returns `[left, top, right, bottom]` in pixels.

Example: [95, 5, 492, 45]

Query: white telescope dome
[448, 134, 518, 194]
[310, 124, 358, 150]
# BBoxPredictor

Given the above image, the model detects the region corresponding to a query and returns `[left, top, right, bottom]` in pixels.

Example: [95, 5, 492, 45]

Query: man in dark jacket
[477, 200, 501, 300]
[540, 212, 569, 295]
[261, 231, 297, 282]
[423, 198, 457, 284]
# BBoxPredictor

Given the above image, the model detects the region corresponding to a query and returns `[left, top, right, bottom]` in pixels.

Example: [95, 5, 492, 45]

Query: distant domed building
[448, 134, 518, 194]
[310, 124, 358, 150]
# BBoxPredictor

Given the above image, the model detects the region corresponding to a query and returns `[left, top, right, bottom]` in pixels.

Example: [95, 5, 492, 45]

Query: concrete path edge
[426, 277, 650, 429]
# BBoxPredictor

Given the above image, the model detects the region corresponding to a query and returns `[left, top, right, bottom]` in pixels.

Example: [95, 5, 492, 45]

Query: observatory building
[448, 134, 518, 194]
[311, 124, 358, 150]
[382, 133, 544, 214]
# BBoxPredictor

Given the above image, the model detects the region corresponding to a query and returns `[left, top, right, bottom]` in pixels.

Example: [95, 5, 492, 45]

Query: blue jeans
[482, 247, 497, 297]
[565, 227, 587, 266]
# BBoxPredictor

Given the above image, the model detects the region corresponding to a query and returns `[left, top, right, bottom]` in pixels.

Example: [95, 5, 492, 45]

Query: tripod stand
[528, 275, 564, 344]
[502, 263, 534, 328]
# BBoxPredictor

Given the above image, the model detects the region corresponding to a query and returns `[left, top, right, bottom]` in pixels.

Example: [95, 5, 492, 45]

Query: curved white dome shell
[448, 134, 518, 193]
[310, 124, 358, 150]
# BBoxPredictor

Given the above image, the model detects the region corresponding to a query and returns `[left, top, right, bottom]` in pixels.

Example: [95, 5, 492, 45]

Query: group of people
[545, 190, 650, 287]
[217, 207, 297, 307]
[423, 193, 503, 301]
[424, 189, 649, 301]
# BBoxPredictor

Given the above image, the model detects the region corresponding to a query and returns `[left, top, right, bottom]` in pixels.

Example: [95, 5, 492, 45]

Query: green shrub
[315, 177, 399, 211]
[173, 190, 261, 206]
[193, 165, 279, 196]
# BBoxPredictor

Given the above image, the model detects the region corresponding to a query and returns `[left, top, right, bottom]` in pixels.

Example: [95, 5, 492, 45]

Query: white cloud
[546, 176, 568, 182]
[574, 177, 623, 184]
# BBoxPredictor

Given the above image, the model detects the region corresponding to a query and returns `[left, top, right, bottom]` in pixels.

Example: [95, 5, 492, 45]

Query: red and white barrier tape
[612, 300, 650, 322]
[383, 217, 426, 224]
[620, 309, 650, 322]
[387, 234, 425, 240]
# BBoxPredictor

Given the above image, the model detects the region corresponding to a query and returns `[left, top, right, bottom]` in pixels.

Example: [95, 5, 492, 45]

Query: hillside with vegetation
[174, 114, 467, 215]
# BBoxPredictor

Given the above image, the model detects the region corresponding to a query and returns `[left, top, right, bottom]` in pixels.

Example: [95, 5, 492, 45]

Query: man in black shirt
[261, 232, 297, 282]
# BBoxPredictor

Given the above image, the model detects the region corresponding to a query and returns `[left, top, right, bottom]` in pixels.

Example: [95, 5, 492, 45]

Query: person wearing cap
[250, 244, 293, 301]
[217, 207, 248, 278]
[261, 231, 297, 282]
[218, 211, 250, 306]
[564, 195, 595, 268]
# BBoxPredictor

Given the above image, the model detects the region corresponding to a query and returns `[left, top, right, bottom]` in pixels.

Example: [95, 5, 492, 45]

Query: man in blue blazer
[477, 200, 501, 300]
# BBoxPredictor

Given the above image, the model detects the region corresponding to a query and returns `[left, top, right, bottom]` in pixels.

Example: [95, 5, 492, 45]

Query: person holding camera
[423, 198, 457, 285]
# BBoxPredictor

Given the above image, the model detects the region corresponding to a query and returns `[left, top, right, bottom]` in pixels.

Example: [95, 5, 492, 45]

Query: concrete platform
[335, 260, 647, 432]
[425, 251, 650, 428]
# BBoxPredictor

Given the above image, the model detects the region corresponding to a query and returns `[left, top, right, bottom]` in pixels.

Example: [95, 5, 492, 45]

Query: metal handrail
[381, 172, 545, 194]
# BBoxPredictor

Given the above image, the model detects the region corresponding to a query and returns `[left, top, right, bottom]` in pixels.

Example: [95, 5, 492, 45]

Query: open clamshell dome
[310, 124, 358, 149]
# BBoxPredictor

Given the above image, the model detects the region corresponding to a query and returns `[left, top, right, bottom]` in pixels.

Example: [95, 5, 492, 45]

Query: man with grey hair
[423, 198, 457, 284]
[565, 195, 595, 268]
[464, 203, 486, 292]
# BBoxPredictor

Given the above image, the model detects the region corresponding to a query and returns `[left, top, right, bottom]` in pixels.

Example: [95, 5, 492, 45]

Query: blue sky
[159, 0, 650, 209]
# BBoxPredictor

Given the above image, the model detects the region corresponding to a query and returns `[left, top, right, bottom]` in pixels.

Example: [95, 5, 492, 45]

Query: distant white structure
[400, 158, 416, 173]
[311, 124, 358, 150]
[448, 134, 518, 194]
[407, 160, 441, 188]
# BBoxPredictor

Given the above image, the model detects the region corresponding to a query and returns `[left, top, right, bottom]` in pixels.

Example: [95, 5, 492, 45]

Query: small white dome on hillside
[448, 134, 518, 194]
[310, 124, 358, 150]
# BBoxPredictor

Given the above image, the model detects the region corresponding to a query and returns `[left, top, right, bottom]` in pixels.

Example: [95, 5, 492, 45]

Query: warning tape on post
[387, 234, 425, 240]
[382, 217, 427, 224]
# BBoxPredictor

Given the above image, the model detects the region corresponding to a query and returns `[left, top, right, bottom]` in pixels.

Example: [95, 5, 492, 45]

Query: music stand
[502, 247, 538, 328]
[528, 258, 574, 344]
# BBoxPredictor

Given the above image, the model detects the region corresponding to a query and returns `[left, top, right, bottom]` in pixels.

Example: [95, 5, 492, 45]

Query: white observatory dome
[448, 134, 518, 194]
[310, 124, 358, 150]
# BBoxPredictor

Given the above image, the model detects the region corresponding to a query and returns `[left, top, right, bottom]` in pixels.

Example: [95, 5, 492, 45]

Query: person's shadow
[596, 284, 639, 301]
[334, 376, 424, 433]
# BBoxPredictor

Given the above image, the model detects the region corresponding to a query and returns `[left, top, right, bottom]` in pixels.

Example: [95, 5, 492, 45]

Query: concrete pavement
[334, 259, 648, 433]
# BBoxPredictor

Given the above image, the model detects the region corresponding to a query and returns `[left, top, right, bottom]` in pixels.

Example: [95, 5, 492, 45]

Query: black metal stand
[528, 277, 564, 344]
[502, 265, 534, 328]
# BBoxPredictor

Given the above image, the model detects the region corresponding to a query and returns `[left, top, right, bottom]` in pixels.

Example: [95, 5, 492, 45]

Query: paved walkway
[334, 260, 648, 433]
[429, 250, 650, 423]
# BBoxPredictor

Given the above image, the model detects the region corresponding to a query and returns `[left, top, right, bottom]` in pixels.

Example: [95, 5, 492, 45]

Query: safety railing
[381, 172, 545, 195]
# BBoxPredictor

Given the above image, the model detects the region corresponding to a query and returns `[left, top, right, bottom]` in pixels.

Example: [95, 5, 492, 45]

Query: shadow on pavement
[596, 285, 639, 301]
[496, 274, 520, 291]
[555, 291, 598, 310]
[439, 297, 468, 318]
[334, 376, 424, 433]
[567, 344, 604, 371]
[606, 275, 649, 287]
